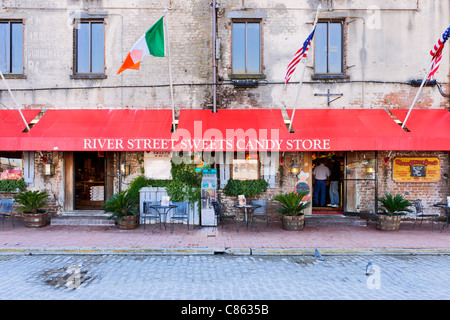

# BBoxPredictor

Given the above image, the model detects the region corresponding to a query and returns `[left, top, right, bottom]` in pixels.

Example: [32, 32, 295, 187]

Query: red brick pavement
[1, 219, 449, 253]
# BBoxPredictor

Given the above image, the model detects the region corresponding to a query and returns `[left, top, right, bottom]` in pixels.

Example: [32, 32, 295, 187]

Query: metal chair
[413, 199, 440, 231]
[250, 200, 270, 231]
[170, 201, 189, 232]
[142, 201, 161, 230]
[212, 201, 239, 232]
[0, 199, 15, 231]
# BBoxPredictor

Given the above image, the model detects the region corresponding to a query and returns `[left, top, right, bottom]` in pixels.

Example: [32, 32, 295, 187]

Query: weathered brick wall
[1, 0, 448, 111]
[378, 151, 449, 216]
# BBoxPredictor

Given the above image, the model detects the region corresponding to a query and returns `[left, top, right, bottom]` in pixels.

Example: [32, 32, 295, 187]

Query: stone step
[51, 215, 115, 226]
[305, 215, 367, 227]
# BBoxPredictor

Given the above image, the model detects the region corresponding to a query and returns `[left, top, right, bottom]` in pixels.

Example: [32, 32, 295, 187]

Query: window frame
[313, 19, 348, 80]
[0, 20, 24, 77]
[0, 151, 23, 180]
[230, 19, 265, 79]
[72, 19, 106, 79]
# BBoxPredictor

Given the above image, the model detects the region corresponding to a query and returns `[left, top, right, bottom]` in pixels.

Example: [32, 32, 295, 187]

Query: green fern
[377, 193, 413, 216]
[273, 191, 310, 216]
[104, 190, 138, 223]
[14, 190, 49, 214]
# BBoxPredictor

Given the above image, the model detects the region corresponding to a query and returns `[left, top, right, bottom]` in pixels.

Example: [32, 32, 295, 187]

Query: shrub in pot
[274, 191, 310, 231]
[14, 190, 49, 228]
[375, 193, 413, 231]
[104, 190, 139, 230]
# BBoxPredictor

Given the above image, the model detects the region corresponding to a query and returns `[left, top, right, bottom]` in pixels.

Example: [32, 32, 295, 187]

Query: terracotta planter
[117, 215, 139, 230]
[23, 211, 48, 228]
[376, 214, 402, 231]
[282, 215, 305, 231]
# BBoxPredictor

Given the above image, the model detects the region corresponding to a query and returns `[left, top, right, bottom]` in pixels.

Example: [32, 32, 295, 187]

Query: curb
[1, 247, 450, 256]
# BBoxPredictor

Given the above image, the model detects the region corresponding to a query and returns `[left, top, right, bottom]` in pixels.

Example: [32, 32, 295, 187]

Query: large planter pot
[23, 211, 49, 228]
[282, 215, 305, 231]
[117, 215, 139, 230]
[376, 214, 402, 231]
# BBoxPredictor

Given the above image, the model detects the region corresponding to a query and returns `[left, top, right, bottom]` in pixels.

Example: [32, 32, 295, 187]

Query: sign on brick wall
[392, 157, 440, 182]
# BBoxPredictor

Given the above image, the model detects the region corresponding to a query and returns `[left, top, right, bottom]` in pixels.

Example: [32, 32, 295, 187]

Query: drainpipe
[212, 0, 217, 113]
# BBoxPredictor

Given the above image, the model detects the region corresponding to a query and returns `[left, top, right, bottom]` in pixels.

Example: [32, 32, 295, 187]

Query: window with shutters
[0, 21, 24, 76]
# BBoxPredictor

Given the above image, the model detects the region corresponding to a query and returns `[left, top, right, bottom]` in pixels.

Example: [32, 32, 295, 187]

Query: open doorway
[74, 151, 105, 210]
[311, 152, 344, 214]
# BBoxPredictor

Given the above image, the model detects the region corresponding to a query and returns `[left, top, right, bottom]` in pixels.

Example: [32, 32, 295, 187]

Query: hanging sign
[392, 157, 440, 182]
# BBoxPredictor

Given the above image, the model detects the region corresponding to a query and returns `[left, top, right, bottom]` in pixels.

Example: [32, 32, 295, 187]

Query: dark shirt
[329, 161, 340, 181]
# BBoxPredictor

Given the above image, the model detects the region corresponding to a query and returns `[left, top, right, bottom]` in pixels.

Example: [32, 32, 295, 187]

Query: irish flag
[117, 17, 165, 74]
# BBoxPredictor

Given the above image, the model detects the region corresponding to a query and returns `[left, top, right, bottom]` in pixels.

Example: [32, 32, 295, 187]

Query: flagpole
[164, 9, 176, 132]
[288, 62, 306, 132]
[401, 59, 434, 129]
[288, 5, 321, 133]
[0, 69, 30, 131]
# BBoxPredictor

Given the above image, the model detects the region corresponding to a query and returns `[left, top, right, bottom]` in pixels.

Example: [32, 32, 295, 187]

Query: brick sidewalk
[1, 218, 449, 255]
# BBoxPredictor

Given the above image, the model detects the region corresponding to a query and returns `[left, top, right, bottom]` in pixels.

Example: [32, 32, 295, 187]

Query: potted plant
[104, 190, 139, 230]
[274, 191, 310, 231]
[14, 190, 49, 228]
[376, 193, 413, 231]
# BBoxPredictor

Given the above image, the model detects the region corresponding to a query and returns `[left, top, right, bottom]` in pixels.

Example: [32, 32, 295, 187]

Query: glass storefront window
[344, 151, 377, 214]
[0, 151, 23, 180]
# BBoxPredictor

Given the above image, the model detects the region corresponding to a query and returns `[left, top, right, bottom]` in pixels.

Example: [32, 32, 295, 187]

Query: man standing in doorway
[313, 158, 330, 207]
[328, 155, 340, 208]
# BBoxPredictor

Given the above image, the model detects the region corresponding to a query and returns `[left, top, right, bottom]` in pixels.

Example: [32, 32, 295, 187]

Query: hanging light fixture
[290, 158, 300, 174]
[43, 153, 55, 176]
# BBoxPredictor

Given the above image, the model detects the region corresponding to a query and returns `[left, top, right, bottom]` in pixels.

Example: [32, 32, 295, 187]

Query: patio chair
[212, 201, 239, 232]
[142, 201, 161, 230]
[250, 200, 270, 231]
[0, 199, 15, 231]
[413, 199, 440, 231]
[170, 201, 189, 232]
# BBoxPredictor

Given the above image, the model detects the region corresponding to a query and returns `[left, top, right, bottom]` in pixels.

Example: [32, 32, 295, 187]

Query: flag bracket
[409, 79, 437, 87]
[314, 89, 343, 107]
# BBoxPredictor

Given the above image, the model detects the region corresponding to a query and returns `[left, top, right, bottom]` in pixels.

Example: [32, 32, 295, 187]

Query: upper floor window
[232, 21, 261, 76]
[75, 20, 104, 75]
[314, 21, 344, 76]
[0, 21, 23, 74]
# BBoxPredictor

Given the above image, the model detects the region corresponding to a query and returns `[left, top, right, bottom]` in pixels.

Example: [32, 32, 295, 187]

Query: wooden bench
[0, 199, 15, 230]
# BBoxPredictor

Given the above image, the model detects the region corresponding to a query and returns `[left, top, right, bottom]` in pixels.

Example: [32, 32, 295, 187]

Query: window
[0, 152, 23, 180]
[232, 21, 261, 76]
[314, 21, 344, 76]
[74, 21, 104, 75]
[0, 21, 23, 74]
[232, 152, 260, 180]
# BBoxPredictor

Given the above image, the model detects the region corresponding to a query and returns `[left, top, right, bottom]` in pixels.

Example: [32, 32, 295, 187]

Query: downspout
[212, 0, 217, 113]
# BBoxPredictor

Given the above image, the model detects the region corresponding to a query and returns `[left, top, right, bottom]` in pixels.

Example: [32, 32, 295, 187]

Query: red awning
[389, 109, 450, 150]
[0, 109, 40, 151]
[15, 109, 174, 151]
[1, 108, 448, 152]
[175, 109, 288, 151]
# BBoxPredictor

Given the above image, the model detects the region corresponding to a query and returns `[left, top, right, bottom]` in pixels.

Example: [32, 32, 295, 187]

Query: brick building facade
[0, 0, 449, 222]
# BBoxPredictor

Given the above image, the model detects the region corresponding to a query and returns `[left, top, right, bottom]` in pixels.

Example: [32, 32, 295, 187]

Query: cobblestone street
[0, 253, 449, 301]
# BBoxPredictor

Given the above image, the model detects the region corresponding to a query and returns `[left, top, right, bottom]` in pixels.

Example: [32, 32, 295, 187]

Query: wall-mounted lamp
[43, 163, 55, 176]
[366, 167, 375, 173]
[120, 164, 131, 176]
[290, 158, 300, 175]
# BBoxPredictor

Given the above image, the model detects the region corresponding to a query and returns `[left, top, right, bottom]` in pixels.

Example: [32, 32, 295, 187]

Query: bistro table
[433, 203, 450, 233]
[233, 204, 261, 229]
[148, 204, 177, 232]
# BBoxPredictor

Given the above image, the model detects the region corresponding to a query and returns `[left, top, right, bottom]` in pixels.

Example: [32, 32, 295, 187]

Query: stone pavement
[1, 217, 449, 256]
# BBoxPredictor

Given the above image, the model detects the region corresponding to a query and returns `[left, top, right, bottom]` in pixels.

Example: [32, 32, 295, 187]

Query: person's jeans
[329, 181, 339, 206]
[314, 180, 326, 206]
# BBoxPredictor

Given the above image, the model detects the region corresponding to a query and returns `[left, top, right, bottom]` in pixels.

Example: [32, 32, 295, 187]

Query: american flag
[428, 25, 450, 81]
[285, 28, 316, 85]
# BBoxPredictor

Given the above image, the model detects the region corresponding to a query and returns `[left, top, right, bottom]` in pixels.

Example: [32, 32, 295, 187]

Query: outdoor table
[148, 204, 177, 232]
[433, 203, 450, 233]
[233, 204, 261, 229]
